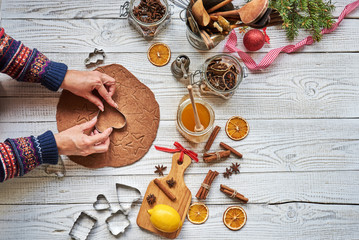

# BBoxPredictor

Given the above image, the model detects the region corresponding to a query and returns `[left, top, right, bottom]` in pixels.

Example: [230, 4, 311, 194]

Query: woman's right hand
[54, 117, 112, 156]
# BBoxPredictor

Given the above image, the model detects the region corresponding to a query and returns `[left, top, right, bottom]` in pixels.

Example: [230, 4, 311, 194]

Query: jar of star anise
[190, 54, 248, 99]
[128, 0, 170, 40]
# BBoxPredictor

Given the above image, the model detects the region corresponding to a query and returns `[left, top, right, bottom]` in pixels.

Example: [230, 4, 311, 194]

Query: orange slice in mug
[225, 116, 249, 141]
[223, 206, 247, 231]
[147, 43, 171, 67]
[187, 202, 209, 224]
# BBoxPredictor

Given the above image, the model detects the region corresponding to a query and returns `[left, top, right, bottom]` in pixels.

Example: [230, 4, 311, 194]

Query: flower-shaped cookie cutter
[84, 48, 106, 68]
[94, 108, 127, 133]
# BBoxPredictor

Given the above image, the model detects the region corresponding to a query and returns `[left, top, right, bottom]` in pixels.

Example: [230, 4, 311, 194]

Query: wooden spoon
[210, 0, 268, 25]
[187, 85, 204, 132]
[192, 0, 210, 26]
[238, 0, 269, 24]
[248, 8, 272, 28]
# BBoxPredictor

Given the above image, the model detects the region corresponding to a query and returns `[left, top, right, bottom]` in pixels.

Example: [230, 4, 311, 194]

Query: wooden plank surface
[1, 18, 359, 53]
[0, 53, 358, 120]
[0, 171, 359, 205]
[2, 0, 358, 19]
[0, 119, 358, 176]
[0, 0, 359, 239]
[0, 203, 358, 240]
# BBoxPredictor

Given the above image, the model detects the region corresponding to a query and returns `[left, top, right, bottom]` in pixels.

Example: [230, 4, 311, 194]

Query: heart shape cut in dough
[96, 102, 126, 132]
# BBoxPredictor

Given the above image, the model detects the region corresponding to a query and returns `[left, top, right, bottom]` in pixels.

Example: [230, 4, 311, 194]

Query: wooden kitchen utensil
[210, 0, 269, 25]
[248, 7, 272, 28]
[137, 153, 192, 239]
[238, 0, 268, 24]
[192, 0, 210, 26]
[187, 85, 204, 132]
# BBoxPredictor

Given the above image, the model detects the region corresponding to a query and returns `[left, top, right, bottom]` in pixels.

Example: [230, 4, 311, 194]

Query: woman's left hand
[61, 70, 118, 111]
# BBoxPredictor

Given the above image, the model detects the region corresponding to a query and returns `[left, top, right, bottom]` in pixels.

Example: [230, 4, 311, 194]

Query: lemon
[148, 204, 182, 233]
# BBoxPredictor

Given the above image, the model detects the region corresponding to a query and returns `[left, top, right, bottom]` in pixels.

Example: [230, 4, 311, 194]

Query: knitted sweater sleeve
[0, 131, 59, 182]
[0, 28, 68, 91]
[0, 28, 65, 182]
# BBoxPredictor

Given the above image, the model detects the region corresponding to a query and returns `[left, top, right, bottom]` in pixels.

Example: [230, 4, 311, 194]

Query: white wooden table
[0, 0, 359, 239]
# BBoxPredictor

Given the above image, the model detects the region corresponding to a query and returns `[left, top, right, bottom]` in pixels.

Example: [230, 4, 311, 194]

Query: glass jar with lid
[176, 95, 215, 143]
[128, 0, 171, 40]
[191, 54, 248, 99]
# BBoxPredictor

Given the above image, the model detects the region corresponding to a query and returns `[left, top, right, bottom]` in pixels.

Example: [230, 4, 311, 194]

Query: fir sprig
[269, 0, 335, 41]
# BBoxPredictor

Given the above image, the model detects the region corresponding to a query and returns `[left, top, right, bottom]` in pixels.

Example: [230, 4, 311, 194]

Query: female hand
[54, 117, 112, 156]
[61, 70, 118, 111]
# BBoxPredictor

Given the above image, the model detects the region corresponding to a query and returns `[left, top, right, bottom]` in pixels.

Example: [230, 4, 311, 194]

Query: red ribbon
[262, 27, 270, 44]
[154, 142, 199, 162]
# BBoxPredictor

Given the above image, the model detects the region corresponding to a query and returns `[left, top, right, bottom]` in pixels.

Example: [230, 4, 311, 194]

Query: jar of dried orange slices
[190, 54, 248, 99]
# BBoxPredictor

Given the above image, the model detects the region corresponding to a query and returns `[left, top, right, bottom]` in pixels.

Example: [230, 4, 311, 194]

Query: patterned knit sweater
[0, 28, 68, 182]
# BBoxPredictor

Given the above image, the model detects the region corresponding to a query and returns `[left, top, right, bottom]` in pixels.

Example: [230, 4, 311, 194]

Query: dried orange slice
[187, 202, 209, 224]
[147, 43, 171, 67]
[225, 116, 249, 141]
[223, 206, 247, 231]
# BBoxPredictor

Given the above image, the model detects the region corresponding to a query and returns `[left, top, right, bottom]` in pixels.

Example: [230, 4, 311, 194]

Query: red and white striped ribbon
[225, 0, 359, 71]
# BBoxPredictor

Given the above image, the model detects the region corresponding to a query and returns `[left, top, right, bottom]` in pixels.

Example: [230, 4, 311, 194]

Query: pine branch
[269, 0, 335, 41]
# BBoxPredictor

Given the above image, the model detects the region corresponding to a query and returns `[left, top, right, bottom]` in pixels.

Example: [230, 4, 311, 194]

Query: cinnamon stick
[210, 9, 241, 19]
[230, 23, 245, 29]
[203, 150, 231, 163]
[220, 184, 248, 203]
[221, 184, 245, 197]
[195, 170, 212, 199]
[196, 170, 219, 200]
[204, 126, 221, 151]
[210, 15, 219, 21]
[266, 21, 283, 27]
[211, 15, 240, 22]
[154, 178, 176, 201]
[203, 171, 219, 199]
[219, 142, 243, 158]
[202, 170, 215, 199]
[207, 0, 233, 14]
[201, 171, 213, 199]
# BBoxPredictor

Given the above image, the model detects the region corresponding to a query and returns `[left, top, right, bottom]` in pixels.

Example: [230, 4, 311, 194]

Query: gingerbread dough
[56, 64, 160, 168]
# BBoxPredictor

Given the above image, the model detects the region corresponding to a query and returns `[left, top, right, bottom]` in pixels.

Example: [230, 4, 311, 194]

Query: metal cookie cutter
[84, 48, 106, 67]
[171, 55, 190, 79]
[95, 107, 127, 133]
[69, 212, 97, 240]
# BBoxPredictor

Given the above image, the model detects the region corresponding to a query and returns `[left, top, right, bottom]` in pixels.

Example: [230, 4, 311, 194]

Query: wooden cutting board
[137, 153, 192, 239]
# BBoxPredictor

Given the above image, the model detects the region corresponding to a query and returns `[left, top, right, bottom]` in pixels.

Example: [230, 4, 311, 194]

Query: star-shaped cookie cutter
[84, 48, 106, 67]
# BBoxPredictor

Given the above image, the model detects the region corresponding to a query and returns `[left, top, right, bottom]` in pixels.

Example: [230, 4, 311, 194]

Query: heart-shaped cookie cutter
[95, 107, 127, 132]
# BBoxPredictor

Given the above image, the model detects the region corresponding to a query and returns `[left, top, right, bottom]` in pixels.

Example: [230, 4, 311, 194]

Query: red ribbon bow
[154, 142, 199, 162]
[262, 27, 270, 44]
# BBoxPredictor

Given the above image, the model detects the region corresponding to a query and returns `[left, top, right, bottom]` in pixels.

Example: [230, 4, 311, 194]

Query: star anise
[230, 163, 240, 174]
[166, 178, 176, 188]
[146, 193, 156, 205]
[223, 168, 233, 179]
[154, 165, 167, 176]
